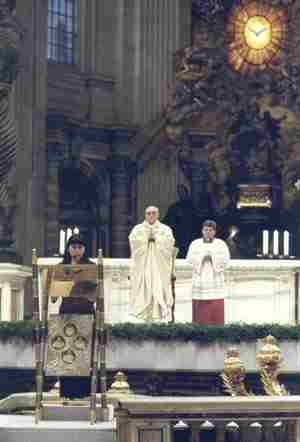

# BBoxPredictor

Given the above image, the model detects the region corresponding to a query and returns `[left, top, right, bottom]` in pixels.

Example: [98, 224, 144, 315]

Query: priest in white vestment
[186, 220, 230, 324]
[129, 206, 175, 322]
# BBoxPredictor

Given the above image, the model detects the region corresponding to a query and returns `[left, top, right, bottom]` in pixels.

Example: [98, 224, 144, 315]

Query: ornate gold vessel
[221, 347, 250, 396]
[256, 335, 288, 396]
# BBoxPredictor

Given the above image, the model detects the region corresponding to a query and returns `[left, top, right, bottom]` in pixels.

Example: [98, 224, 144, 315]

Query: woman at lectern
[59, 234, 96, 315]
[59, 234, 96, 399]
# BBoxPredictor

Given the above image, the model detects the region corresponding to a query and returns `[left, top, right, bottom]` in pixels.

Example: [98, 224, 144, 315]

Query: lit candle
[263, 230, 269, 255]
[67, 228, 72, 241]
[273, 230, 279, 256]
[283, 230, 289, 256]
[59, 230, 65, 255]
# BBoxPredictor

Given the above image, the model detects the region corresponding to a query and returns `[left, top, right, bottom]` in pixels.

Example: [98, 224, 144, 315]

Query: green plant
[2, 321, 300, 344]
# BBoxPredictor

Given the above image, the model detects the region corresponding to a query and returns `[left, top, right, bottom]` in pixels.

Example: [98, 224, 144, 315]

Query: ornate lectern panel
[45, 314, 93, 376]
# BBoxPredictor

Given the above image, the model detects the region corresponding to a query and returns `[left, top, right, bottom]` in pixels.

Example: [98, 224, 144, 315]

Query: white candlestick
[67, 228, 72, 241]
[283, 230, 289, 256]
[273, 230, 279, 256]
[263, 230, 269, 255]
[59, 229, 66, 255]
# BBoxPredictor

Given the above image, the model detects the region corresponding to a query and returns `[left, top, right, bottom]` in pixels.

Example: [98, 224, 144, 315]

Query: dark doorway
[58, 164, 102, 256]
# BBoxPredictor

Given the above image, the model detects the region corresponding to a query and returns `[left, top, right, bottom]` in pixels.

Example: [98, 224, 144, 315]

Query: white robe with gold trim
[129, 221, 175, 321]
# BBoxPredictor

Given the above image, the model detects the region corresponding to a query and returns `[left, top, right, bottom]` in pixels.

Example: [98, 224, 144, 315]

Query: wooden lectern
[32, 251, 108, 424]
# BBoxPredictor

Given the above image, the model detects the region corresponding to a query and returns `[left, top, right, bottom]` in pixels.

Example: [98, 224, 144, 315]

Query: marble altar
[38, 258, 300, 325]
[0, 263, 30, 321]
[0, 258, 297, 324]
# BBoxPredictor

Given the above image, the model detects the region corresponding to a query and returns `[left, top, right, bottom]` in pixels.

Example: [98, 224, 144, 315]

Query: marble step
[42, 402, 113, 421]
[0, 415, 115, 442]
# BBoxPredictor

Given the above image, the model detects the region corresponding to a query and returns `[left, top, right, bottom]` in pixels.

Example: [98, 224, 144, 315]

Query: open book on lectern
[41, 264, 98, 299]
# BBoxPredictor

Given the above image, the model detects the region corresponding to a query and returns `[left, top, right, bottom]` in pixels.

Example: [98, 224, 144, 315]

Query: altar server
[129, 206, 175, 322]
[186, 220, 230, 324]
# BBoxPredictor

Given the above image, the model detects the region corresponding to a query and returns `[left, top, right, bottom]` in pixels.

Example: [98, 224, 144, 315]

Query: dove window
[47, 0, 78, 64]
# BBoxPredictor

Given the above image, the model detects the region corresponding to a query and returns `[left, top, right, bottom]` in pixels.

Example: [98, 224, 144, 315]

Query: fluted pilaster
[135, 0, 191, 125]
[115, 0, 191, 126]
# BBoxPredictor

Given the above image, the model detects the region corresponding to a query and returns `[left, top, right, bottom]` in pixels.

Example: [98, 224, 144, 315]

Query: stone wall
[2, 337, 300, 373]
[1, 338, 300, 398]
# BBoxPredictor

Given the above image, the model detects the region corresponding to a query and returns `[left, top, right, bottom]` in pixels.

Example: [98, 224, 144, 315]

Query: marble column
[19, 287, 24, 320]
[109, 154, 137, 257]
[15, 0, 48, 263]
[1, 282, 12, 321]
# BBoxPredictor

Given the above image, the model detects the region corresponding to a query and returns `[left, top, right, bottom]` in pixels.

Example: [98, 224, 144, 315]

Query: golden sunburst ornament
[227, 1, 288, 74]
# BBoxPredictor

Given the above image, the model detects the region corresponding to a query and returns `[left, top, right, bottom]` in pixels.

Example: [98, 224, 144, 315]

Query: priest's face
[202, 226, 216, 242]
[145, 207, 159, 225]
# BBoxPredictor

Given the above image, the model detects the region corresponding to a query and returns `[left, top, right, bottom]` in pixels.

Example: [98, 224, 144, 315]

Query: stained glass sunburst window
[227, 1, 288, 74]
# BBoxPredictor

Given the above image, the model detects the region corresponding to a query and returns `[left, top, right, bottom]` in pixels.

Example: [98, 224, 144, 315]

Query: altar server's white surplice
[186, 237, 230, 325]
[187, 238, 230, 300]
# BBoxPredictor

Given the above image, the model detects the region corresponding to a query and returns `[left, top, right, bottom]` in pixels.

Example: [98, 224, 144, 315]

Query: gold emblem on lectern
[64, 323, 77, 337]
[51, 335, 66, 351]
[45, 315, 93, 377]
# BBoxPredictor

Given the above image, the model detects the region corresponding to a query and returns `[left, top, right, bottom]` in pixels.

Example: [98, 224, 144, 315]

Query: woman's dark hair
[62, 234, 90, 264]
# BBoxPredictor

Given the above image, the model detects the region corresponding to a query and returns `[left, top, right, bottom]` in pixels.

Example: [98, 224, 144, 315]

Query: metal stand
[33, 249, 51, 423]
[171, 247, 179, 323]
[90, 249, 108, 424]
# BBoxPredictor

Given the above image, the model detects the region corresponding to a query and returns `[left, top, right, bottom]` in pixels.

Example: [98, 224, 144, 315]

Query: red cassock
[192, 299, 224, 325]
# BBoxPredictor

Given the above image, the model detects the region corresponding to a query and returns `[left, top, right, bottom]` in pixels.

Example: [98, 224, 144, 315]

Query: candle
[59, 229, 66, 255]
[67, 228, 72, 241]
[263, 230, 269, 255]
[273, 230, 279, 256]
[283, 230, 289, 256]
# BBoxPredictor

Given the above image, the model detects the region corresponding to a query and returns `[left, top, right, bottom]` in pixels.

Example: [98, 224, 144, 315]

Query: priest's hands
[148, 229, 155, 243]
[204, 250, 212, 260]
